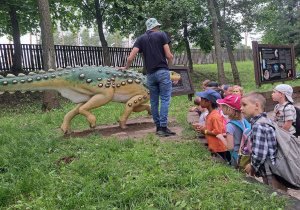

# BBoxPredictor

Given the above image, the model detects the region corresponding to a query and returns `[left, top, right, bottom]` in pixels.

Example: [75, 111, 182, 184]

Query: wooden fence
[0, 44, 143, 71]
[172, 49, 253, 65]
[0, 44, 253, 71]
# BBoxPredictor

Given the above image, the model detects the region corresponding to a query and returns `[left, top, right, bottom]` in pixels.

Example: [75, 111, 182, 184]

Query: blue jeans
[147, 69, 172, 128]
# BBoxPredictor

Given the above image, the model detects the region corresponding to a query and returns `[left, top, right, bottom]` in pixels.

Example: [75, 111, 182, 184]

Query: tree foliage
[0, 0, 40, 38]
[254, 0, 300, 56]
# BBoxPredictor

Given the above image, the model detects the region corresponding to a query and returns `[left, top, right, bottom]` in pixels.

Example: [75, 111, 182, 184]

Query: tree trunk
[38, 0, 61, 111]
[163, 15, 172, 50]
[8, 6, 22, 74]
[207, 0, 226, 85]
[95, 0, 111, 66]
[183, 22, 193, 72]
[213, 0, 241, 85]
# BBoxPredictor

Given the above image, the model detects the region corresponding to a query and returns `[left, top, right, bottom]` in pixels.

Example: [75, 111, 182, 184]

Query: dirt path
[68, 116, 183, 142]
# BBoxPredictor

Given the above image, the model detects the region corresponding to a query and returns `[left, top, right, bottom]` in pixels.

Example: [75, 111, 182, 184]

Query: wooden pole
[245, 31, 247, 50]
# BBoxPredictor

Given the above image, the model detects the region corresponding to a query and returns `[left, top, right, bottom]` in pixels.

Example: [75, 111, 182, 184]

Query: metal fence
[0, 44, 253, 71]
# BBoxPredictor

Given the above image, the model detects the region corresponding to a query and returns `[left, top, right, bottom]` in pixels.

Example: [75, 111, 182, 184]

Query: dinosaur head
[170, 71, 181, 81]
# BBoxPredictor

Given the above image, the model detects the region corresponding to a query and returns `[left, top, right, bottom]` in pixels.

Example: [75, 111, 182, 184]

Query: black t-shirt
[133, 31, 171, 74]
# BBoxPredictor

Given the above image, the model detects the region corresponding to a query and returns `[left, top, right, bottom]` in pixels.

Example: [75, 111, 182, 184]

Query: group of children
[191, 81, 297, 191]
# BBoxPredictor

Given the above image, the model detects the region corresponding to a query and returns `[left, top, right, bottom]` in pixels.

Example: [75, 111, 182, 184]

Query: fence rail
[172, 49, 253, 65]
[0, 44, 253, 71]
[0, 44, 143, 71]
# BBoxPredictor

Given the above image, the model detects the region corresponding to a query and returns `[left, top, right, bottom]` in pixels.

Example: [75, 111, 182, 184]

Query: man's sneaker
[156, 127, 162, 135]
[156, 127, 176, 136]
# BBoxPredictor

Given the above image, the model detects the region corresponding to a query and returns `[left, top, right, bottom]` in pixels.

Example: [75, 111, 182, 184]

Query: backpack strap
[228, 119, 251, 130]
[243, 118, 251, 129]
[255, 118, 277, 183]
[283, 102, 293, 122]
[228, 119, 251, 153]
[264, 160, 273, 186]
[230, 150, 240, 168]
[256, 118, 275, 128]
[227, 120, 244, 131]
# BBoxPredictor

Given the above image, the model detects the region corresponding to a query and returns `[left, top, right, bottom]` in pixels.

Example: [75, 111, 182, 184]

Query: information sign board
[252, 41, 296, 87]
[170, 66, 194, 99]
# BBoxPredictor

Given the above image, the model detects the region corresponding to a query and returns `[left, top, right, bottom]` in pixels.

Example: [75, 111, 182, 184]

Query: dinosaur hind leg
[61, 103, 84, 134]
[119, 94, 150, 129]
[79, 92, 114, 129]
[133, 104, 151, 115]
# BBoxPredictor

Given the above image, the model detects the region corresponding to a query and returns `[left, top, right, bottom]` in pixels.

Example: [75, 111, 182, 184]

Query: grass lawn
[0, 61, 295, 209]
[191, 61, 300, 92]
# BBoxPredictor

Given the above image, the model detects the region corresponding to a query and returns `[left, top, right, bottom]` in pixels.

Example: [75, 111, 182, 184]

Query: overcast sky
[0, 32, 261, 48]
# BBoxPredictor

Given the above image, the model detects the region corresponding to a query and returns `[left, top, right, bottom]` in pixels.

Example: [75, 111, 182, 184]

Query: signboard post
[252, 41, 296, 87]
[169, 66, 194, 100]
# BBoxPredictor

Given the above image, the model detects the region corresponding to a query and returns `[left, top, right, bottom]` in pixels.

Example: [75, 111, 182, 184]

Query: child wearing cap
[215, 95, 250, 168]
[223, 85, 233, 97]
[194, 89, 228, 161]
[272, 84, 296, 136]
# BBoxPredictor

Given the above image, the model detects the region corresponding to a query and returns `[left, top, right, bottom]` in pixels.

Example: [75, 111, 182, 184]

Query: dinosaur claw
[61, 124, 71, 134]
[119, 121, 127, 129]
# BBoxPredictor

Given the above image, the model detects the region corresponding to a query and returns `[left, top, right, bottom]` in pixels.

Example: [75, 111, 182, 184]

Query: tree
[166, 0, 214, 72]
[53, 31, 77, 45]
[106, 31, 126, 47]
[107, 0, 214, 73]
[0, 0, 39, 73]
[38, 0, 61, 110]
[254, 0, 300, 57]
[80, 29, 101, 46]
[59, 0, 118, 65]
[207, 0, 226, 84]
[214, 0, 240, 85]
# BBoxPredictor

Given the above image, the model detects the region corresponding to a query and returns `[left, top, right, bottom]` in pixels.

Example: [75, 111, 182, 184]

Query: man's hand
[173, 80, 179, 85]
[118, 67, 127, 70]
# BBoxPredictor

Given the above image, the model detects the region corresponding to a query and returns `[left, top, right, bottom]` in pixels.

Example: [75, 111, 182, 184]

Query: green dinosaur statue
[0, 65, 181, 134]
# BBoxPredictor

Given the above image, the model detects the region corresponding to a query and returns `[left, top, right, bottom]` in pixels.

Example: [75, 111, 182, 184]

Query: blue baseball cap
[223, 85, 231, 91]
[196, 89, 222, 104]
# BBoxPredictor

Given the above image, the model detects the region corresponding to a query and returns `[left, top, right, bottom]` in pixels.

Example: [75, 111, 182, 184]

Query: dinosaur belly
[111, 94, 132, 103]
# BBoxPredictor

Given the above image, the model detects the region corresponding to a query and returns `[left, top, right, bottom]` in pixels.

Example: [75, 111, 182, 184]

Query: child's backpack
[283, 103, 300, 137]
[256, 118, 300, 190]
[228, 119, 251, 168]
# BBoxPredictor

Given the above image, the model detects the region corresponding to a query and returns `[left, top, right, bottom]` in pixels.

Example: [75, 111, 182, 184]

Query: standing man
[120, 18, 175, 136]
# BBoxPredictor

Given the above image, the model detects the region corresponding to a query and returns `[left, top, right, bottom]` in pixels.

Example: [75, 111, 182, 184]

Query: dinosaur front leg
[119, 94, 150, 129]
[61, 103, 84, 134]
[79, 92, 114, 129]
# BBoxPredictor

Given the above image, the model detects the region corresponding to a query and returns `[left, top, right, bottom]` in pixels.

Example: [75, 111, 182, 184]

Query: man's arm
[163, 44, 173, 66]
[119, 47, 139, 70]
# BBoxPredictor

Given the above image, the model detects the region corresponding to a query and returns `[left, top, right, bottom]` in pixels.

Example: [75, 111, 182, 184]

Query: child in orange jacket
[195, 89, 228, 161]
